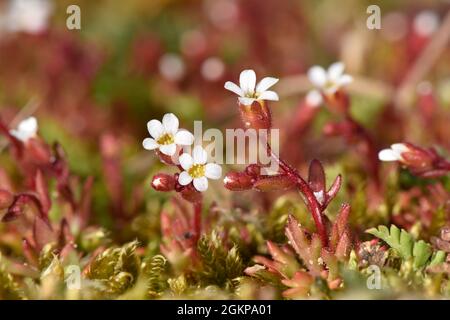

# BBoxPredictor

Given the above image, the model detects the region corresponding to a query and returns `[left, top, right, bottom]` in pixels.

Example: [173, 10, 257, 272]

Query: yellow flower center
[157, 133, 174, 145]
[246, 91, 259, 99]
[188, 164, 205, 178]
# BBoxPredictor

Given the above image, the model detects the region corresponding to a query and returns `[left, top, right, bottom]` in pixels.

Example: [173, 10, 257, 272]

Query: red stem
[193, 201, 202, 243]
[266, 142, 328, 247]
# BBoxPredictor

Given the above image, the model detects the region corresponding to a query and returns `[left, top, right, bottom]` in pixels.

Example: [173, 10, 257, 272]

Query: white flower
[10, 117, 38, 142]
[178, 146, 222, 192]
[3, 0, 53, 34]
[378, 143, 409, 162]
[143, 113, 194, 156]
[224, 69, 279, 105]
[307, 62, 353, 95]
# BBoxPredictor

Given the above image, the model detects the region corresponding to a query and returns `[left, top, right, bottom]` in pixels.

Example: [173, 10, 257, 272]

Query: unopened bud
[223, 171, 254, 191]
[180, 184, 202, 203]
[244, 164, 261, 178]
[151, 173, 176, 192]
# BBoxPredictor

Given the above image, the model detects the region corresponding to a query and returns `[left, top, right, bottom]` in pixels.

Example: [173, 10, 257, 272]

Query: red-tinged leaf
[330, 204, 351, 252]
[2, 193, 46, 222]
[78, 176, 94, 228]
[22, 238, 39, 267]
[266, 241, 290, 264]
[58, 218, 74, 247]
[308, 159, 325, 193]
[325, 174, 342, 206]
[253, 256, 280, 274]
[59, 243, 76, 261]
[253, 175, 295, 192]
[33, 216, 55, 251]
[0, 189, 13, 209]
[335, 230, 352, 260]
[285, 215, 308, 258]
[35, 170, 51, 214]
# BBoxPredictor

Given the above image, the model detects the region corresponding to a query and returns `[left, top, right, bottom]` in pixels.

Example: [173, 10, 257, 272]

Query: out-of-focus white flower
[3, 0, 53, 34]
[143, 113, 194, 156]
[307, 62, 353, 95]
[10, 116, 38, 142]
[178, 145, 222, 192]
[413, 10, 439, 37]
[158, 53, 185, 82]
[201, 57, 225, 81]
[224, 69, 279, 106]
[378, 143, 409, 162]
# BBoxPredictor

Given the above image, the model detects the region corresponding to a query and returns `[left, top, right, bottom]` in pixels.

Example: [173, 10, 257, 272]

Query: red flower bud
[253, 175, 295, 192]
[180, 184, 202, 203]
[238, 100, 272, 130]
[324, 90, 350, 114]
[151, 173, 176, 192]
[223, 171, 254, 191]
[244, 164, 261, 178]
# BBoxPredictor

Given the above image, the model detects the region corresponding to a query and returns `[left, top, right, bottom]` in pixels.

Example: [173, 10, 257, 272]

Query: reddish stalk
[266, 142, 328, 247]
[193, 201, 202, 243]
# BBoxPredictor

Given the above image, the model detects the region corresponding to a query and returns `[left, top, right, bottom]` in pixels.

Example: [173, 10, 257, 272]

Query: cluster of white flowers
[0, 0, 53, 34]
[143, 113, 221, 192]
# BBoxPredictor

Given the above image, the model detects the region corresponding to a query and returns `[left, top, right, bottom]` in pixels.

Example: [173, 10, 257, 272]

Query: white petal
[224, 81, 244, 96]
[328, 62, 345, 81]
[193, 177, 208, 192]
[159, 143, 177, 156]
[256, 77, 279, 93]
[174, 130, 194, 146]
[142, 138, 158, 150]
[179, 153, 193, 170]
[239, 69, 256, 94]
[162, 113, 179, 134]
[238, 97, 256, 106]
[305, 90, 323, 107]
[192, 145, 207, 164]
[204, 163, 222, 180]
[147, 120, 164, 139]
[307, 66, 327, 87]
[18, 117, 38, 135]
[178, 171, 193, 185]
[9, 129, 27, 142]
[391, 143, 409, 153]
[338, 74, 353, 86]
[378, 149, 399, 161]
[258, 90, 279, 101]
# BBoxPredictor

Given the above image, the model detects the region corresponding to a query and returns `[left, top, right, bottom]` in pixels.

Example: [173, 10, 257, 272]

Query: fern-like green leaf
[366, 225, 442, 270]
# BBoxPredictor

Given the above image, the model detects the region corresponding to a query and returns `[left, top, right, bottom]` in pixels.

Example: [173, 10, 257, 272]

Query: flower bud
[244, 164, 261, 178]
[253, 175, 295, 192]
[223, 171, 254, 191]
[151, 173, 176, 192]
[180, 184, 202, 203]
[238, 100, 272, 130]
[324, 90, 350, 114]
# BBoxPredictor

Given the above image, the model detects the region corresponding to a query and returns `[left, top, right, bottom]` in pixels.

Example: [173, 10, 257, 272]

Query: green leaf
[366, 225, 441, 270]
